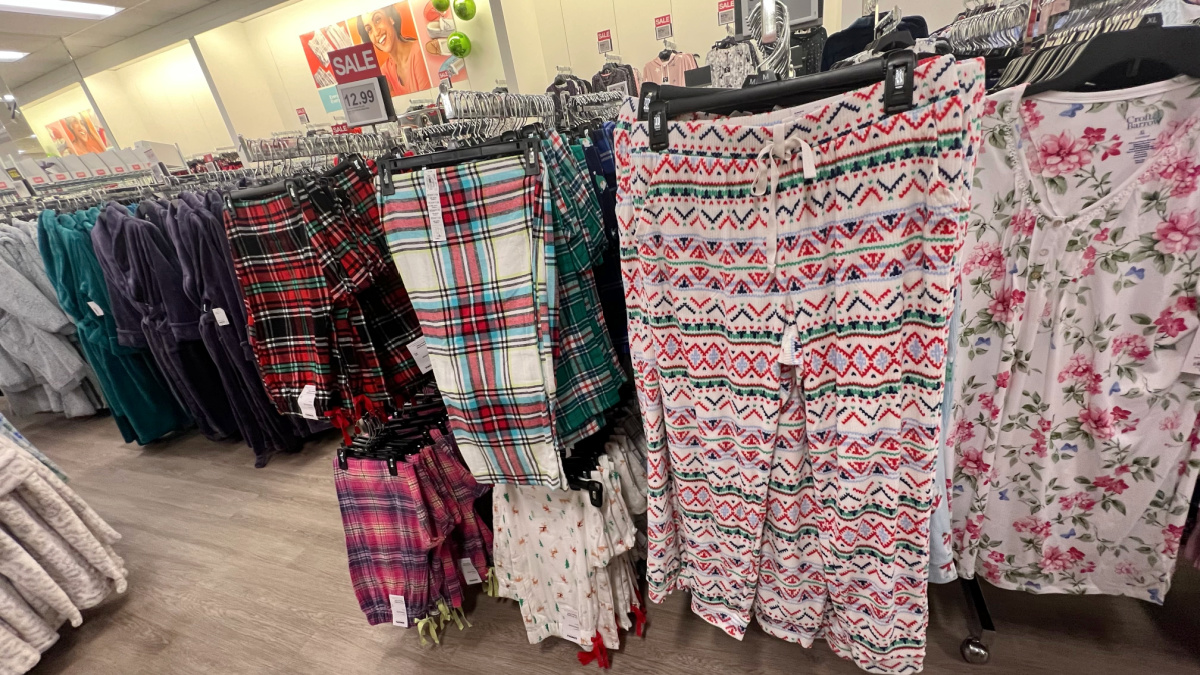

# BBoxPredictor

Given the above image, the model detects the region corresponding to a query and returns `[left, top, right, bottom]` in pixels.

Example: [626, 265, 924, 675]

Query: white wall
[85, 43, 232, 158]
[194, 23, 288, 139]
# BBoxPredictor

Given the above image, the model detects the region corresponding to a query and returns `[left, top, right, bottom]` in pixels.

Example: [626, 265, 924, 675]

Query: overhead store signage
[329, 43, 383, 85]
[655, 14, 673, 40]
[297, 107, 309, 124]
[331, 123, 362, 135]
[336, 76, 394, 127]
[718, 0, 736, 25]
[597, 30, 613, 54]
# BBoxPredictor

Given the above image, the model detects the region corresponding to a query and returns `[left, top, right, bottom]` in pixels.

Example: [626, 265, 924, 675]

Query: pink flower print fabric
[952, 77, 1200, 602]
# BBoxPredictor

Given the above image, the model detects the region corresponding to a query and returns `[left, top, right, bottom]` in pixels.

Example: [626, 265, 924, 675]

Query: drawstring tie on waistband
[751, 132, 817, 274]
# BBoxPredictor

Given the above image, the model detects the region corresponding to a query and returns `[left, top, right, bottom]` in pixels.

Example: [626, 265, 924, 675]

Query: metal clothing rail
[238, 130, 398, 163]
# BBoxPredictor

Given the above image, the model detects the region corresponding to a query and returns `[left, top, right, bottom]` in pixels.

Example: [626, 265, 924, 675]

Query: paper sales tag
[336, 77, 390, 126]
[423, 169, 446, 242]
[212, 307, 230, 326]
[1182, 333, 1200, 376]
[297, 384, 318, 420]
[87, 301, 104, 317]
[597, 29, 613, 54]
[560, 606, 582, 645]
[408, 336, 433, 374]
[390, 594, 409, 627]
[778, 325, 799, 365]
[459, 558, 483, 585]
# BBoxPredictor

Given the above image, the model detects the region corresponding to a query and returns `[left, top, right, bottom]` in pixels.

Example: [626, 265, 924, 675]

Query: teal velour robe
[37, 209, 191, 445]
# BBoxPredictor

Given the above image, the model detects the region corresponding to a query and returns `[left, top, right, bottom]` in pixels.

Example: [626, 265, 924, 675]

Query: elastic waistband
[620, 55, 981, 156]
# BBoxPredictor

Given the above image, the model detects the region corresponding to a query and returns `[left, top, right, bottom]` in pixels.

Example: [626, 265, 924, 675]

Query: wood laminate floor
[8, 408, 1200, 675]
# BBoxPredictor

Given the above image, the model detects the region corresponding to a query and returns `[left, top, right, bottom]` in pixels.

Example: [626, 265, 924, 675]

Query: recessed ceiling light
[0, 1, 121, 20]
[0, 51, 27, 62]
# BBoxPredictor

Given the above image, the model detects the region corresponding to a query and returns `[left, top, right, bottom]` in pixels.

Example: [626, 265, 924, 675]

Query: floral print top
[951, 76, 1200, 603]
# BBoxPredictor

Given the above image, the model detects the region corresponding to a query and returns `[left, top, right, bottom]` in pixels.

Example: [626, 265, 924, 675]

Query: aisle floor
[10, 408, 1200, 675]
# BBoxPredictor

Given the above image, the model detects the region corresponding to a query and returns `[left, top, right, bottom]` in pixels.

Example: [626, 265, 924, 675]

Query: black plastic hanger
[642, 50, 916, 151]
[1024, 15, 1200, 95]
[379, 134, 541, 195]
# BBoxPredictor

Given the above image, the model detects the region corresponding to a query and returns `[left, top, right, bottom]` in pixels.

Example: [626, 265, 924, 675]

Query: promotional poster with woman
[299, 1, 468, 109]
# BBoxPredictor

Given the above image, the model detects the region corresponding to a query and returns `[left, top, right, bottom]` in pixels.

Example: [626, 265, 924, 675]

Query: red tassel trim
[631, 605, 646, 638]
[576, 633, 610, 669]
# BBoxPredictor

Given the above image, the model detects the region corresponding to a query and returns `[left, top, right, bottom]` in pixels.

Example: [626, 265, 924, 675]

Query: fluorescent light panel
[0, 51, 27, 62]
[0, 1, 121, 20]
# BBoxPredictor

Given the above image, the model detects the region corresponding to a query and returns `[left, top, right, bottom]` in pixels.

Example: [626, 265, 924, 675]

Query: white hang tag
[390, 594, 409, 627]
[560, 606, 583, 645]
[459, 558, 483, 585]
[423, 168, 446, 242]
[407, 336, 433, 374]
[1182, 333, 1200, 376]
[595, 175, 608, 191]
[212, 307, 230, 326]
[87, 301, 104, 317]
[297, 384, 318, 420]
[778, 324, 799, 366]
[581, 136, 593, 148]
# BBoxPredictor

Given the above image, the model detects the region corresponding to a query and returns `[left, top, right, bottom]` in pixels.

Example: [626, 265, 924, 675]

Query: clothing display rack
[238, 130, 399, 163]
[563, 91, 625, 128]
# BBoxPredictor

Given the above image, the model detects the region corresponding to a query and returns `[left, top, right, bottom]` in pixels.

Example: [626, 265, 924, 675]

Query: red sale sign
[329, 43, 383, 85]
[654, 14, 671, 28]
[718, 0, 735, 9]
[597, 29, 611, 41]
[654, 14, 673, 40]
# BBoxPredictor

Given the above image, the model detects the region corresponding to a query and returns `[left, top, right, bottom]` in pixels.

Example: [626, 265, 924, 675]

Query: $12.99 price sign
[335, 76, 392, 126]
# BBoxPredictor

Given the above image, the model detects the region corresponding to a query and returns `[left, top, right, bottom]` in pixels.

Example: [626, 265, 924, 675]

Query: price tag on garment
[297, 384, 319, 420]
[390, 594, 409, 627]
[407, 336, 434, 374]
[594, 175, 608, 191]
[212, 307, 230, 326]
[597, 30, 613, 54]
[422, 169, 447, 241]
[1182, 333, 1200, 376]
[654, 14, 674, 40]
[718, 0, 736, 26]
[459, 558, 483, 585]
[86, 301, 104, 317]
[581, 136, 592, 148]
[560, 606, 583, 645]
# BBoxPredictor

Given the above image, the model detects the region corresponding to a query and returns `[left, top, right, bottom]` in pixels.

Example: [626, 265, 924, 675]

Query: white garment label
[212, 307, 230, 326]
[1183, 333, 1200, 376]
[86, 301, 104, 317]
[459, 558, 483, 585]
[390, 594, 409, 627]
[595, 175, 608, 191]
[423, 169, 446, 242]
[581, 136, 593, 148]
[560, 606, 582, 645]
[778, 324, 799, 366]
[407, 336, 433, 374]
[297, 384, 318, 420]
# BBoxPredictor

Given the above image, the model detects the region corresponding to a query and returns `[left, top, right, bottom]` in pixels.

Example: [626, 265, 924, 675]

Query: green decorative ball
[452, 0, 476, 20]
[447, 31, 472, 57]
[431, 0, 450, 13]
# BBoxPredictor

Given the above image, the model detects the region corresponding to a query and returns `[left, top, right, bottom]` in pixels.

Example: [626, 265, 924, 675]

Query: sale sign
[597, 29, 613, 54]
[718, 0, 735, 25]
[655, 14, 673, 40]
[329, 43, 382, 85]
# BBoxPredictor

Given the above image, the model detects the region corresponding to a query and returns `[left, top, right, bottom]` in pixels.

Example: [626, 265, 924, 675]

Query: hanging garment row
[0, 217, 104, 419]
[378, 124, 627, 490]
[223, 157, 429, 438]
[35, 187, 323, 465]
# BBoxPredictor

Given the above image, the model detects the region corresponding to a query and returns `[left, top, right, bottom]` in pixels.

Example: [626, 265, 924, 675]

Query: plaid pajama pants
[542, 136, 625, 446]
[382, 156, 561, 488]
[224, 194, 338, 417]
[335, 433, 494, 626]
[227, 165, 427, 420]
[616, 55, 984, 673]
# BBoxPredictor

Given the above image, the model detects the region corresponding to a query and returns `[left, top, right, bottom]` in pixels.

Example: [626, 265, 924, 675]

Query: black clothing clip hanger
[867, 29, 914, 54]
[378, 136, 541, 196]
[643, 50, 917, 151]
